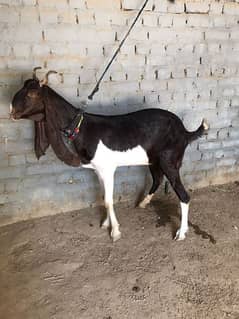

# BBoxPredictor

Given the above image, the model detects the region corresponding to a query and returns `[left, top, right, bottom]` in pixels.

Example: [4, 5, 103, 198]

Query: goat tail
[187, 118, 209, 143]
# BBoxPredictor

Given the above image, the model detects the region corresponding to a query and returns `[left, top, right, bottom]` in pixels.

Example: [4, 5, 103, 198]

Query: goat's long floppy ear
[28, 113, 45, 121]
[34, 121, 49, 159]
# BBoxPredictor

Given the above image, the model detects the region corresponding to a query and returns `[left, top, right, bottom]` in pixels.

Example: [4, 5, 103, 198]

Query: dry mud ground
[0, 182, 239, 319]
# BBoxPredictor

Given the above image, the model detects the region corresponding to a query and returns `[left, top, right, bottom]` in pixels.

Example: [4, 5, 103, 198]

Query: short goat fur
[10, 69, 209, 241]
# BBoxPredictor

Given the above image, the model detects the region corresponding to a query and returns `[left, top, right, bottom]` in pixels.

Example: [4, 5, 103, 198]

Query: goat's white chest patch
[90, 140, 149, 167]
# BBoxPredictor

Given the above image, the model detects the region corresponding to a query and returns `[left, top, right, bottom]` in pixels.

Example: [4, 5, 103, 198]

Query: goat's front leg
[96, 166, 121, 242]
[101, 215, 110, 229]
[95, 171, 110, 229]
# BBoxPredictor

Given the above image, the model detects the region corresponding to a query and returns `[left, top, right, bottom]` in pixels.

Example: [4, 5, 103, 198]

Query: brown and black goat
[10, 68, 209, 242]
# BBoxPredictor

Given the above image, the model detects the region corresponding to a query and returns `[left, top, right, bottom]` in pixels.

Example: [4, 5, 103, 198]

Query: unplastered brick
[39, 8, 58, 24]
[185, 2, 210, 14]
[224, 2, 239, 15]
[205, 30, 229, 41]
[7, 58, 37, 71]
[13, 43, 31, 57]
[0, 0, 21, 6]
[0, 44, 11, 58]
[79, 69, 96, 84]
[45, 26, 115, 44]
[0, 122, 21, 141]
[152, 1, 169, 13]
[57, 9, 79, 25]
[158, 14, 173, 27]
[76, 10, 96, 25]
[149, 29, 176, 42]
[87, 0, 120, 10]
[167, 1, 184, 14]
[0, 6, 20, 23]
[209, 2, 223, 15]
[142, 12, 158, 27]
[69, 0, 86, 9]
[126, 27, 148, 41]
[230, 30, 239, 41]
[20, 6, 39, 23]
[8, 154, 26, 166]
[0, 72, 22, 86]
[2, 26, 42, 43]
[121, 0, 144, 10]
[172, 15, 186, 27]
[38, 0, 68, 9]
[67, 43, 86, 56]
[22, 0, 37, 5]
[186, 14, 211, 28]
[32, 44, 50, 57]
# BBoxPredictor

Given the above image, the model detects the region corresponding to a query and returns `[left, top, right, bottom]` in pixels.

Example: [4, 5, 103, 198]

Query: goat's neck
[44, 86, 81, 167]
[44, 86, 78, 128]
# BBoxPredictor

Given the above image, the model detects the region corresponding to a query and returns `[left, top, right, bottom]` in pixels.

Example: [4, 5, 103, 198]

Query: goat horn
[40, 70, 58, 87]
[33, 66, 42, 80]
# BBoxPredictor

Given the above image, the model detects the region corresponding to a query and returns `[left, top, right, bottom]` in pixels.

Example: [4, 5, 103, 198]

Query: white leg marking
[95, 170, 110, 230]
[95, 166, 121, 242]
[101, 217, 110, 229]
[139, 194, 154, 209]
[10, 103, 13, 114]
[174, 202, 189, 241]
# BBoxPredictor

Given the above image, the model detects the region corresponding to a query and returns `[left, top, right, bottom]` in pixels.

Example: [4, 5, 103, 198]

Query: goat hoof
[101, 219, 110, 229]
[138, 194, 153, 209]
[175, 235, 186, 241]
[138, 202, 147, 209]
[174, 229, 187, 241]
[111, 230, 121, 242]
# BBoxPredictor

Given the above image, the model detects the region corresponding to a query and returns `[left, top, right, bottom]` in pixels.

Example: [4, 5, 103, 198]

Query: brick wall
[1, 0, 239, 225]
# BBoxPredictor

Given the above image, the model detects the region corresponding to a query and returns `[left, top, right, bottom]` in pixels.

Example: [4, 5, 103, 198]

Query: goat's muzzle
[9, 103, 17, 120]
[9, 104, 22, 121]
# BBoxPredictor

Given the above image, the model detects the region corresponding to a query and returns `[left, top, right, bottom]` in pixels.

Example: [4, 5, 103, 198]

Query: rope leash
[88, 0, 150, 100]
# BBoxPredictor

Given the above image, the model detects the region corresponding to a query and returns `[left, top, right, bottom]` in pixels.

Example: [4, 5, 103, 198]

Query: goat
[10, 68, 209, 242]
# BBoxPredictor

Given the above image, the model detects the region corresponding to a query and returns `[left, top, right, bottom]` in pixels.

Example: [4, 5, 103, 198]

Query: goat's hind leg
[139, 164, 163, 208]
[175, 201, 189, 241]
[160, 163, 190, 241]
[171, 177, 189, 241]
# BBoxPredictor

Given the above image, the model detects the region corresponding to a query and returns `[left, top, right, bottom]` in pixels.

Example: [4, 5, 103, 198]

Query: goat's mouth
[9, 103, 26, 120]
[9, 112, 23, 121]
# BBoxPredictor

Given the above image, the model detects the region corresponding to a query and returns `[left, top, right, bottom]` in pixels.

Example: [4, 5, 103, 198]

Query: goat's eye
[27, 90, 40, 99]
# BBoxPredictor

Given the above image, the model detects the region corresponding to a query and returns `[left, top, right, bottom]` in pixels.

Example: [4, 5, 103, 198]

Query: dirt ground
[0, 182, 239, 319]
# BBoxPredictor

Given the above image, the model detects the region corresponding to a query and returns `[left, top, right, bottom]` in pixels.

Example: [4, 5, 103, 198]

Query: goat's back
[83, 108, 187, 152]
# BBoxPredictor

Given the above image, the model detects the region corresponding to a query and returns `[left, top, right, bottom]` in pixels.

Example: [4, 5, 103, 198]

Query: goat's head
[10, 67, 57, 122]
[10, 68, 58, 159]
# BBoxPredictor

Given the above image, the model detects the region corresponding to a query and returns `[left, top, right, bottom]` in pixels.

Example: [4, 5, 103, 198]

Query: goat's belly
[90, 140, 149, 167]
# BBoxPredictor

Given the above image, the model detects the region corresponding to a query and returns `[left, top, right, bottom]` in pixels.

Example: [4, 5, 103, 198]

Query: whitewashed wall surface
[0, 0, 239, 225]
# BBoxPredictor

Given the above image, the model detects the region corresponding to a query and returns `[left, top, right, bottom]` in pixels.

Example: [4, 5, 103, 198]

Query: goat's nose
[9, 103, 13, 114]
